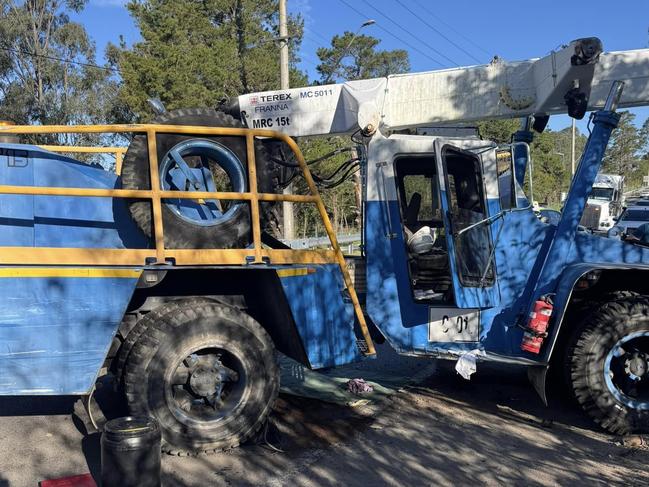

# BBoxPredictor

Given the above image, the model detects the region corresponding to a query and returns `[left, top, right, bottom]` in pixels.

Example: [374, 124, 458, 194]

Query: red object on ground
[521, 298, 554, 354]
[40, 473, 97, 487]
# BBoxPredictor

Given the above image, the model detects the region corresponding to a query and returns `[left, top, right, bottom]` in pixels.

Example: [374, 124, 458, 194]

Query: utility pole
[279, 0, 294, 240]
[571, 118, 576, 176]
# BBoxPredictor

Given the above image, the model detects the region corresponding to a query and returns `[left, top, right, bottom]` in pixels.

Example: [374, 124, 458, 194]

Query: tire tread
[123, 298, 278, 455]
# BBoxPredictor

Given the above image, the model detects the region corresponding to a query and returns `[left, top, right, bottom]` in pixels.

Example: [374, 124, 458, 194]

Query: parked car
[625, 197, 649, 207]
[607, 205, 649, 238]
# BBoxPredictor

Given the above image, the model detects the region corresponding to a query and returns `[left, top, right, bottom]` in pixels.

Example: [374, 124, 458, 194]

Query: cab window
[442, 146, 494, 287]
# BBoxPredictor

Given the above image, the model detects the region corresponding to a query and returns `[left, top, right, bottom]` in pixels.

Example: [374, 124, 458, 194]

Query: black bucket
[100, 416, 161, 487]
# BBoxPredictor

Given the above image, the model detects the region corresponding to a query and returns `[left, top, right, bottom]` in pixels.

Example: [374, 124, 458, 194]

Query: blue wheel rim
[604, 331, 649, 410]
[159, 139, 247, 227]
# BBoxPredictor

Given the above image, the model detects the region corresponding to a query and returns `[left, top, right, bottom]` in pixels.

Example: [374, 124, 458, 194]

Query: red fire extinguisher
[521, 296, 554, 354]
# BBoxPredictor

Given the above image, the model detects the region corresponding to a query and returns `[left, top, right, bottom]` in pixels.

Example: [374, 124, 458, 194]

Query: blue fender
[543, 262, 649, 364]
[528, 261, 649, 404]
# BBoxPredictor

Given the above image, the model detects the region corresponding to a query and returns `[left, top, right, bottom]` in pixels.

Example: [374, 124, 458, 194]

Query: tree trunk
[234, 0, 249, 93]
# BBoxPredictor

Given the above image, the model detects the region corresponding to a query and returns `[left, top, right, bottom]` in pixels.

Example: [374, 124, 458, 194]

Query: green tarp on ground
[279, 344, 437, 407]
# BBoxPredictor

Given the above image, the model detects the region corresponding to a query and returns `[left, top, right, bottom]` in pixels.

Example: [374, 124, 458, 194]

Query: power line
[358, 0, 459, 66]
[410, 0, 493, 58]
[302, 31, 330, 49]
[306, 28, 331, 45]
[354, 0, 458, 66]
[336, 0, 446, 68]
[298, 51, 321, 68]
[0, 46, 120, 74]
[393, 0, 482, 64]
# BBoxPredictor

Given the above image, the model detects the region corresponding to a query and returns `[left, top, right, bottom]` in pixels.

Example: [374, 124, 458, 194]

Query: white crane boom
[231, 38, 649, 137]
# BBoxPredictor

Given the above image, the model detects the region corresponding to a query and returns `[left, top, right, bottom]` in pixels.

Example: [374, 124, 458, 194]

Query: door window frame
[440, 144, 496, 288]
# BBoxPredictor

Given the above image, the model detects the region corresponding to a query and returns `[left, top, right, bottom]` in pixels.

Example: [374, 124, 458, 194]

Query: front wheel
[123, 299, 279, 454]
[570, 296, 649, 434]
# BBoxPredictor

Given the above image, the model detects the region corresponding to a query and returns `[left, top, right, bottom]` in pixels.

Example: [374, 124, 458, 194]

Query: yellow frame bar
[0, 123, 375, 355]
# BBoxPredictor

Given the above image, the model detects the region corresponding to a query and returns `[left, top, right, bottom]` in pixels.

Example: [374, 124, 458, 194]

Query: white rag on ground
[454, 349, 484, 380]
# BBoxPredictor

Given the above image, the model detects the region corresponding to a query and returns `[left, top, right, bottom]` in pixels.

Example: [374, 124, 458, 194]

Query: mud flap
[527, 365, 548, 406]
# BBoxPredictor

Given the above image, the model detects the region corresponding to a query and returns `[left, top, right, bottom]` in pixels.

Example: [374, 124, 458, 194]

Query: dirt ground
[0, 361, 647, 486]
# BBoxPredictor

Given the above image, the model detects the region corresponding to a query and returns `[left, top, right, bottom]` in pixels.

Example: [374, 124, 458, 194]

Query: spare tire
[121, 108, 281, 249]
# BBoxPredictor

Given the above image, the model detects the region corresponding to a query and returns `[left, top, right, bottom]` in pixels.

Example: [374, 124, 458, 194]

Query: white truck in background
[580, 174, 624, 232]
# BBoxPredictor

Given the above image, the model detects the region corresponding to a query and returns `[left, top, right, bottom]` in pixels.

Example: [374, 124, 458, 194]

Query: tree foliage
[110, 0, 306, 121]
[477, 119, 518, 144]
[316, 32, 409, 83]
[0, 0, 118, 144]
[603, 111, 645, 181]
[529, 130, 568, 205]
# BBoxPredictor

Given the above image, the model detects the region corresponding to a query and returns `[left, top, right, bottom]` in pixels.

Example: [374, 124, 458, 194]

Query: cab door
[434, 139, 499, 308]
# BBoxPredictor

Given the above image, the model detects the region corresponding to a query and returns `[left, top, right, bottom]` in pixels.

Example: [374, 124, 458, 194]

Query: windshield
[590, 187, 614, 200]
[621, 209, 649, 221]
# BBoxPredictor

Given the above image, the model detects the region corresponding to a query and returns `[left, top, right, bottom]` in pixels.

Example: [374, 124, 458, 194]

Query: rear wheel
[570, 296, 649, 434]
[123, 299, 279, 454]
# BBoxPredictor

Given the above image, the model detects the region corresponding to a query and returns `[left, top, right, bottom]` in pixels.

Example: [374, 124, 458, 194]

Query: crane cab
[363, 132, 535, 355]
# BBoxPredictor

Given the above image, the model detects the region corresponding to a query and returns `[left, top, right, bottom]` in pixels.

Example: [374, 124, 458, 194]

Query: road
[0, 358, 647, 486]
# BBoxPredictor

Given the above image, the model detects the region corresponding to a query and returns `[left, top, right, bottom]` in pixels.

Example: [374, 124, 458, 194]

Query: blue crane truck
[1, 38, 649, 455]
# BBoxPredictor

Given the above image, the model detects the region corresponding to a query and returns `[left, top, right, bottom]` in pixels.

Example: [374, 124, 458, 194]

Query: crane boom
[231, 38, 649, 137]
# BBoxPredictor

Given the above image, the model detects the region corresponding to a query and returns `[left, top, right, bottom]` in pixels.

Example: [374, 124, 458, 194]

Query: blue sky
[76, 0, 649, 131]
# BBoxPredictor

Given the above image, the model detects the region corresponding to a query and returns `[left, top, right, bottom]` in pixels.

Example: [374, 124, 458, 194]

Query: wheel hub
[605, 331, 649, 410]
[168, 349, 244, 421]
[625, 353, 648, 380]
[159, 139, 247, 227]
[189, 365, 221, 397]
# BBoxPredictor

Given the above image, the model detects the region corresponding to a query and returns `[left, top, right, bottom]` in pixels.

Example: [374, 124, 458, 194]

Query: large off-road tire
[113, 300, 187, 385]
[554, 291, 639, 398]
[570, 295, 649, 434]
[123, 298, 279, 455]
[121, 108, 281, 249]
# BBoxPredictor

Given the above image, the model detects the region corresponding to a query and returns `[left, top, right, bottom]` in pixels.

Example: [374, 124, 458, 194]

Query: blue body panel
[365, 199, 551, 356]
[0, 144, 367, 393]
[0, 272, 140, 394]
[0, 144, 146, 395]
[365, 200, 434, 353]
[278, 264, 362, 369]
[0, 144, 148, 248]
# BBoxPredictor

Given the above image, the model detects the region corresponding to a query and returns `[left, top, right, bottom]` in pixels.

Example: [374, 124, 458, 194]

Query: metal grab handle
[376, 161, 396, 238]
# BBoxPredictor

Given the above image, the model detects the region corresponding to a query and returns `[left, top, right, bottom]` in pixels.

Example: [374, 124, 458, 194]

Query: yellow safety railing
[38, 145, 127, 174]
[0, 123, 375, 355]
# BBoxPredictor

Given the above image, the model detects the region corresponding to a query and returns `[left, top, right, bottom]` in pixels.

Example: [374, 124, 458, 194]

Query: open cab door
[433, 139, 500, 309]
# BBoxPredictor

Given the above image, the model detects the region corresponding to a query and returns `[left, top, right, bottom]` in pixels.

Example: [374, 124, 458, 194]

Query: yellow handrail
[0, 123, 376, 355]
